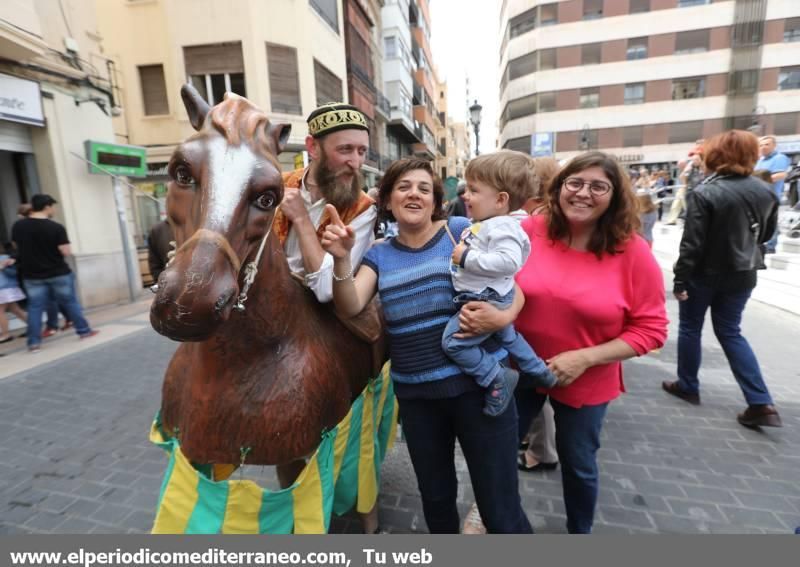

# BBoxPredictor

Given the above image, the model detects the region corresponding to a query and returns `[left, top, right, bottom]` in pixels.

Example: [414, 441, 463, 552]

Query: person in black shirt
[11, 194, 98, 352]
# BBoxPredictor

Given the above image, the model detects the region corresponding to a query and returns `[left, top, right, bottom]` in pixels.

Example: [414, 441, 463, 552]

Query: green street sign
[84, 140, 147, 177]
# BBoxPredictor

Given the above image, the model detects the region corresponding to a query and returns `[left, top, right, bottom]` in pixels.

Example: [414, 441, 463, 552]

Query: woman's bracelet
[332, 265, 354, 282]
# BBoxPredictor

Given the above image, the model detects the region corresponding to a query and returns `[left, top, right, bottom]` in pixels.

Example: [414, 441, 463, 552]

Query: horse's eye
[254, 192, 276, 211]
[174, 165, 195, 186]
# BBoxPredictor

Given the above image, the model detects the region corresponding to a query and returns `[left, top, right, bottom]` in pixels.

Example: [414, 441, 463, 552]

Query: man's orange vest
[274, 168, 374, 244]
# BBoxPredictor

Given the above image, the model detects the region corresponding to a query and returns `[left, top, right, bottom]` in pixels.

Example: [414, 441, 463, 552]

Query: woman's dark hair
[703, 130, 759, 176]
[545, 151, 640, 258]
[377, 158, 445, 223]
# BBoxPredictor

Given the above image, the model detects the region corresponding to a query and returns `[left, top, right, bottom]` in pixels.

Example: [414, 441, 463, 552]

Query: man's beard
[315, 151, 363, 211]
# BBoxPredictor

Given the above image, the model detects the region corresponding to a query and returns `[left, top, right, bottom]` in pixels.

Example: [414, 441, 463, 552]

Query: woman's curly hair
[545, 151, 640, 259]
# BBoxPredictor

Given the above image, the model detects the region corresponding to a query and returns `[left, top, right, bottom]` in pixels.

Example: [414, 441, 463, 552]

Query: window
[314, 59, 342, 105]
[310, 0, 339, 33]
[184, 42, 246, 105]
[669, 121, 704, 143]
[505, 94, 536, 122]
[539, 48, 557, 71]
[785, 18, 800, 42]
[579, 87, 599, 108]
[774, 113, 799, 136]
[624, 83, 646, 105]
[538, 92, 556, 113]
[581, 43, 602, 65]
[583, 0, 603, 20]
[630, 0, 650, 13]
[384, 36, 397, 58]
[672, 77, 706, 100]
[778, 67, 800, 90]
[732, 20, 763, 46]
[622, 126, 643, 147]
[538, 3, 558, 26]
[626, 37, 648, 60]
[675, 29, 709, 53]
[678, 0, 709, 6]
[509, 7, 536, 38]
[504, 136, 531, 154]
[138, 64, 168, 115]
[729, 70, 758, 94]
[267, 43, 301, 115]
[509, 51, 537, 80]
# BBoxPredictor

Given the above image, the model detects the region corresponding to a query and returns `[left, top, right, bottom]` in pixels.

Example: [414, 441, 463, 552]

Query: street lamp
[748, 105, 767, 136]
[469, 99, 482, 156]
[580, 124, 591, 151]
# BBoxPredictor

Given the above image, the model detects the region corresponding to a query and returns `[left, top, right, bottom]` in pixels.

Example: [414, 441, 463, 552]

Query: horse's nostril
[214, 290, 235, 313]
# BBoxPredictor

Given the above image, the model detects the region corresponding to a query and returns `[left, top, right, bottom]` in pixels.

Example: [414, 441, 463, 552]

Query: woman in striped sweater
[320, 158, 532, 534]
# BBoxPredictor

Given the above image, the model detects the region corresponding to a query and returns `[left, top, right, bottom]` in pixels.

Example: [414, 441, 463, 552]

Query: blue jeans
[442, 289, 550, 387]
[24, 274, 91, 347]
[677, 281, 773, 405]
[516, 391, 608, 534]
[398, 391, 533, 534]
[766, 227, 778, 252]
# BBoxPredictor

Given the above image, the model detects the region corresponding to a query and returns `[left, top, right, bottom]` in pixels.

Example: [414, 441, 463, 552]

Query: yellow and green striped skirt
[149, 363, 398, 534]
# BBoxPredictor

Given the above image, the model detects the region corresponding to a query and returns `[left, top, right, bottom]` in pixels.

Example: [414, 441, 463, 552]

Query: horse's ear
[267, 123, 292, 154]
[181, 83, 210, 131]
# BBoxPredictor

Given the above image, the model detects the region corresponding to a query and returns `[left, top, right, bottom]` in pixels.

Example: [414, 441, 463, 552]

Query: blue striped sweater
[362, 217, 506, 400]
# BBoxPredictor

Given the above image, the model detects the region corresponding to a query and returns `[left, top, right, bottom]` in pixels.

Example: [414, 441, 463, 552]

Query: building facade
[96, 0, 350, 254]
[498, 0, 800, 168]
[1, 0, 140, 308]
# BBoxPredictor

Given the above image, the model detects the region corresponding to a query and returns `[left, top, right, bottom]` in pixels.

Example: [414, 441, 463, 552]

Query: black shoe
[661, 380, 700, 405]
[518, 453, 558, 473]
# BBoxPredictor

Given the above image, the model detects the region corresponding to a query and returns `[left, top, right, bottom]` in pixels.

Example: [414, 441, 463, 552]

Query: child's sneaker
[521, 368, 558, 388]
[483, 367, 519, 417]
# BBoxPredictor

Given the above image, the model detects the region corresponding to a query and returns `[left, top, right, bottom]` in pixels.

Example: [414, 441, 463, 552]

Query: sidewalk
[0, 295, 153, 379]
[651, 220, 800, 316]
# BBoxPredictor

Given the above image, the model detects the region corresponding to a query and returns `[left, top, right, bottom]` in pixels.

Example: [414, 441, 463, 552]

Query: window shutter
[314, 59, 343, 105]
[138, 64, 169, 115]
[183, 42, 244, 76]
[267, 43, 301, 115]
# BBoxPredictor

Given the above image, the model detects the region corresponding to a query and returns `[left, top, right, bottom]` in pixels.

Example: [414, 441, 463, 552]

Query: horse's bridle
[150, 210, 277, 313]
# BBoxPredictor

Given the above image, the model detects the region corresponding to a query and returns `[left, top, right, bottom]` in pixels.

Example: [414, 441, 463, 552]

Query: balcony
[376, 90, 391, 118]
[438, 140, 447, 156]
[438, 111, 446, 127]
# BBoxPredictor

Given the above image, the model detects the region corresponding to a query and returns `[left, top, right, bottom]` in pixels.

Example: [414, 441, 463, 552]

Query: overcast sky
[429, 0, 500, 156]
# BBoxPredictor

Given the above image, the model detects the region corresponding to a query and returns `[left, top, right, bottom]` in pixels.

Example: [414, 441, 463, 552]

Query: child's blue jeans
[442, 288, 550, 387]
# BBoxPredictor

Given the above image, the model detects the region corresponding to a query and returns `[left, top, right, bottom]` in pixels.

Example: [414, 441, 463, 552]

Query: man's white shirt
[283, 170, 376, 303]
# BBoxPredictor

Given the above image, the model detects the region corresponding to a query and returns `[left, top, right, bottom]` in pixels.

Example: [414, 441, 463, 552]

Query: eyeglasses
[563, 177, 612, 196]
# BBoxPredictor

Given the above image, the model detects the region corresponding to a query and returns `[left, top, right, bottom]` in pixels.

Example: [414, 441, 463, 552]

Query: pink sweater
[516, 215, 668, 408]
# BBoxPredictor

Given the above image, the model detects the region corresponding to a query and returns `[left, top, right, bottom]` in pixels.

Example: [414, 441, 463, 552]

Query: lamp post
[469, 99, 482, 156]
[748, 105, 767, 136]
[580, 124, 591, 151]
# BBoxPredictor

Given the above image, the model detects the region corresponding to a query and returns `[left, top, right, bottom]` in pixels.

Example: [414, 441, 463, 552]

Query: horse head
[150, 84, 291, 341]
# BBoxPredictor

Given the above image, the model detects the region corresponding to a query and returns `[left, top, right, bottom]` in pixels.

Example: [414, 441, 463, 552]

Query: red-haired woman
[663, 130, 782, 428]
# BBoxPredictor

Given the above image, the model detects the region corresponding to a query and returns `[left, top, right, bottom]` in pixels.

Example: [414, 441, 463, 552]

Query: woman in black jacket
[663, 130, 782, 428]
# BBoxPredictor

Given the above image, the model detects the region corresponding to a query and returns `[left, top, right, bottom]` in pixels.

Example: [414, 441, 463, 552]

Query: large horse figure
[148, 85, 393, 534]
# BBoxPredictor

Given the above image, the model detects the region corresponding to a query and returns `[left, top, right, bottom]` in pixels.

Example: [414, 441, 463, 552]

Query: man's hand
[320, 204, 356, 259]
[547, 350, 592, 386]
[281, 189, 310, 225]
[452, 242, 467, 266]
[674, 291, 689, 301]
[0, 257, 14, 269]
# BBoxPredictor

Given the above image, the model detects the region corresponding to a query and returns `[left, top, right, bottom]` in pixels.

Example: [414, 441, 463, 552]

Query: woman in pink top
[461, 152, 668, 533]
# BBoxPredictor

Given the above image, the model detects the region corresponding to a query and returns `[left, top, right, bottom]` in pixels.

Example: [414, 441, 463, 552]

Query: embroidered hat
[307, 103, 368, 138]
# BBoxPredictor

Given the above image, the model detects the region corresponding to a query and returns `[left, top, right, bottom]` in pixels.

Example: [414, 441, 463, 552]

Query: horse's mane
[208, 93, 282, 166]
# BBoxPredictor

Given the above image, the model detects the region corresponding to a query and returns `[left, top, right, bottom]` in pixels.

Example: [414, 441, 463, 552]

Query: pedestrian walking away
[10, 194, 98, 352]
[666, 130, 782, 428]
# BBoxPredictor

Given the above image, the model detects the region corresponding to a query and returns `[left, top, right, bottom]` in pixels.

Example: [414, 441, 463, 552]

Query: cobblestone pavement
[1, 272, 798, 535]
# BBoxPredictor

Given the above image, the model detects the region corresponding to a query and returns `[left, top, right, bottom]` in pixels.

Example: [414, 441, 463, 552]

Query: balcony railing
[367, 148, 380, 165]
[438, 141, 447, 156]
[438, 111, 446, 127]
[376, 90, 391, 116]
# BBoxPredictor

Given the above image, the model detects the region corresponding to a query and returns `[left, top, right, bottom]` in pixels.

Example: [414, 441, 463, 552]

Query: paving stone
[680, 485, 739, 505]
[666, 499, 726, 523]
[732, 492, 798, 514]
[718, 506, 787, 530]
[614, 492, 671, 515]
[23, 511, 67, 532]
[89, 503, 134, 525]
[598, 506, 654, 530]
[38, 493, 78, 514]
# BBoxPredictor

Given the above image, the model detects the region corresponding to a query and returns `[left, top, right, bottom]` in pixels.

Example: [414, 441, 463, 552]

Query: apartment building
[498, 0, 800, 168]
[381, 0, 440, 163]
[96, 0, 350, 246]
[0, 0, 140, 307]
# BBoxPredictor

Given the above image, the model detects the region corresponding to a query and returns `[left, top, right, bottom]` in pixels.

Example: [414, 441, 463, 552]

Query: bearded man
[275, 103, 376, 303]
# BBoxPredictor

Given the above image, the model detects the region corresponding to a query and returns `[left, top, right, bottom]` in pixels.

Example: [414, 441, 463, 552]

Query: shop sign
[84, 140, 147, 177]
[0, 73, 45, 127]
[531, 132, 555, 157]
